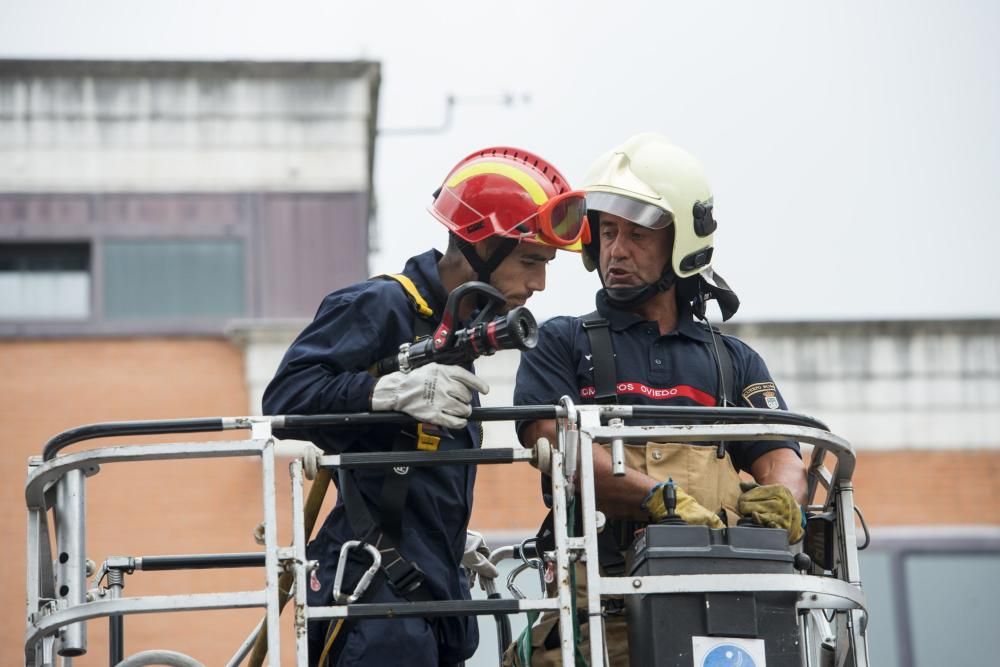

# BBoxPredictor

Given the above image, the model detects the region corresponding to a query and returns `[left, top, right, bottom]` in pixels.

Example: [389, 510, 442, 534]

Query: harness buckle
[580, 317, 609, 329]
[332, 540, 381, 604]
[382, 552, 426, 597]
[415, 423, 441, 451]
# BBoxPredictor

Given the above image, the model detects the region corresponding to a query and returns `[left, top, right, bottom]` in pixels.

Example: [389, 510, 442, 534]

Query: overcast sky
[3, 0, 998, 322]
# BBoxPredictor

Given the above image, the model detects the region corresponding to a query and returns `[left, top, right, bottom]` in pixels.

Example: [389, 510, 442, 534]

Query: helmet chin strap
[603, 267, 677, 309]
[452, 232, 518, 286]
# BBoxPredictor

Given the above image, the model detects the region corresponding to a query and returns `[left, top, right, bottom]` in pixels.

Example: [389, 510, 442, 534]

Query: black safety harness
[534, 307, 738, 580]
[320, 275, 444, 663]
[528, 307, 742, 657]
[580, 308, 736, 408]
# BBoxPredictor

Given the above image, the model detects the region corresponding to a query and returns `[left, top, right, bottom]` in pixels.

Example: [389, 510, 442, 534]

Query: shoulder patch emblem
[742, 382, 780, 409]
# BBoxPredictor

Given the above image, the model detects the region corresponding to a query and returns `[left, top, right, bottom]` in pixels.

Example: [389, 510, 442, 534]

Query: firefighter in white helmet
[507, 133, 807, 666]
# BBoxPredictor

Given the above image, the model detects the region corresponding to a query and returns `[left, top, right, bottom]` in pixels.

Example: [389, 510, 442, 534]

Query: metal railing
[25, 402, 869, 666]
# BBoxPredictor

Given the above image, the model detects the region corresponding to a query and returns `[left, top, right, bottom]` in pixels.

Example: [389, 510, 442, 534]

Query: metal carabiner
[506, 561, 535, 600]
[332, 540, 382, 604]
[507, 537, 545, 599]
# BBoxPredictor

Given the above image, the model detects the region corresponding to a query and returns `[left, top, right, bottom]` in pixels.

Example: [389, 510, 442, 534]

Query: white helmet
[581, 133, 738, 318]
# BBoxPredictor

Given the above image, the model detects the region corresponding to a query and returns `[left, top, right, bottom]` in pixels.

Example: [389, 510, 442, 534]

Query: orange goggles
[508, 190, 591, 248]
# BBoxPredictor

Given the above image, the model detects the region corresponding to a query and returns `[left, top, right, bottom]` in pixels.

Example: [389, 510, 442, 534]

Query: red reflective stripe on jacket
[579, 382, 716, 406]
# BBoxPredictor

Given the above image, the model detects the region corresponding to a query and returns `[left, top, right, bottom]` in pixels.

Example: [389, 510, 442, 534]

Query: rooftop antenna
[378, 92, 531, 136]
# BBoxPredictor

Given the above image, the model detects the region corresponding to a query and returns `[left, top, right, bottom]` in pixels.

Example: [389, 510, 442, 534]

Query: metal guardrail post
[54, 468, 87, 657]
[108, 566, 125, 665]
[259, 434, 282, 660]
[25, 456, 46, 665]
[577, 408, 608, 667]
[548, 445, 576, 667]
[290, 459, 311, 666]
[607, 417, 626, 476]
[836, 481, 871, 666]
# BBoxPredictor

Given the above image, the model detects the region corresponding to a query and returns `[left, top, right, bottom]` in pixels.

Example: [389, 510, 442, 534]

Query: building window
[858, 538, 1000, 666]
[904, 552, 1000, 665]
[0, 243, 90, 319]
[103, 239, 245, 319]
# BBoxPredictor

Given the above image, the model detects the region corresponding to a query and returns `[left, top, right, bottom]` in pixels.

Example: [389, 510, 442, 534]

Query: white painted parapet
[0, 60, 380, 193]
[230, 318, 1000, 452]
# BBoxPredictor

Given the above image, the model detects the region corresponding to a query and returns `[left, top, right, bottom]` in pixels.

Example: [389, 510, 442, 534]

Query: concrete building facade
[3, 59, 379, 666]
[0, 59, 378, 335]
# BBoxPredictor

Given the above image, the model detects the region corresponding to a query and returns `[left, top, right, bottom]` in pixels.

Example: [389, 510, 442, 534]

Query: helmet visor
[431, 184, 500, 243]
[585, 191, 671, 230]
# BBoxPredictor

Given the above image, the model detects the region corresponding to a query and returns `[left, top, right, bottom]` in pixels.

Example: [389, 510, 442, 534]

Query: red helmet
[430, 147, 590, 252]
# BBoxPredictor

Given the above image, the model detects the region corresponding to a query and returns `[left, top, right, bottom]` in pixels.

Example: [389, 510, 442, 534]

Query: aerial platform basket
[25, 401, 869, 667]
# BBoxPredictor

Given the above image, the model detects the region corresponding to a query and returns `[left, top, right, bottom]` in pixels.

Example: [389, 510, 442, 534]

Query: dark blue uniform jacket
[515, 290, 799, 475]
[262, 249, 479, 664]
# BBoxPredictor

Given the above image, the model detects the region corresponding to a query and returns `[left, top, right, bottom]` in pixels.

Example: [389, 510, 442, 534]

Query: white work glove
[461, 530, 498, 589]
[371, 363, 489, 429]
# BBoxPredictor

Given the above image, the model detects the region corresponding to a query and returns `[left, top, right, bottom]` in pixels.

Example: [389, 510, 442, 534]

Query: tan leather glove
[643, 481, 725, 529]
[737, 482, 805, 543]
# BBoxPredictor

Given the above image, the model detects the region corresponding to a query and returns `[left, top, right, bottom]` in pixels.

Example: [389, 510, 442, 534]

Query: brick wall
[469, 449, 1000, 535]
[10, 329, 1000, 664]
[5, 338, 300, 666]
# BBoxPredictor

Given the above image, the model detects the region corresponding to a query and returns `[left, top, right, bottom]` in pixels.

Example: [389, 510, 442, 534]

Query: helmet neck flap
[684, 268, 740, 321]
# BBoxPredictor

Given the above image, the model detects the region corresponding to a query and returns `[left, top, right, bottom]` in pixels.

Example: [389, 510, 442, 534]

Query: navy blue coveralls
[262, 250, 480, 666]
[514, 290, 800, 476]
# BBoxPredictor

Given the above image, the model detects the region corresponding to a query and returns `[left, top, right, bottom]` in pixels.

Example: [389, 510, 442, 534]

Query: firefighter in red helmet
[264, 146, 585, 666]
[431, 146, 589, 282]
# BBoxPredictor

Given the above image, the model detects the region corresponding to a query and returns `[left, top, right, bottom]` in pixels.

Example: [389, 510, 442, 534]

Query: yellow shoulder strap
[377, 273, 434, 317]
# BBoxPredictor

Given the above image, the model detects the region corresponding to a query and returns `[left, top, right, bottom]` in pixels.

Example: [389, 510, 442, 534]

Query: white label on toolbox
[691, 636, 766, 666]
